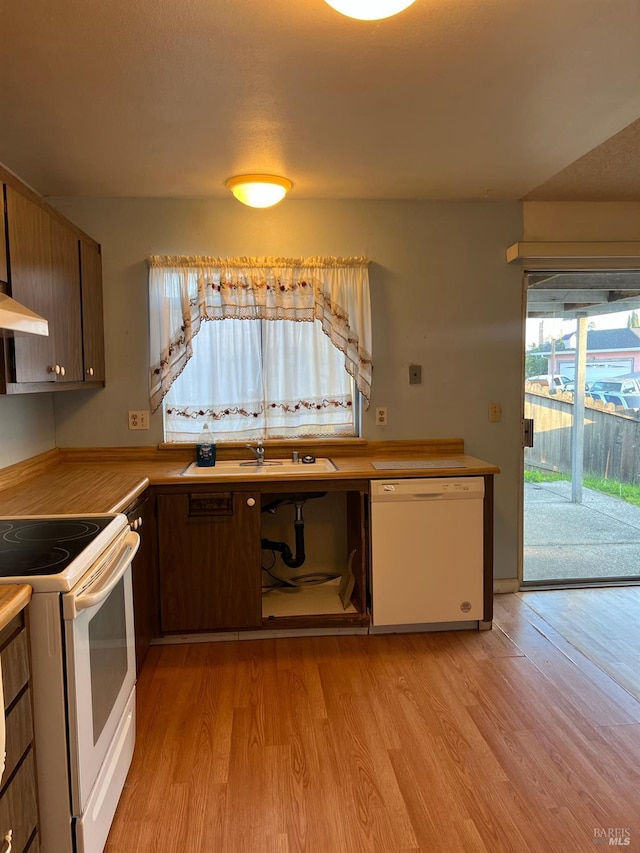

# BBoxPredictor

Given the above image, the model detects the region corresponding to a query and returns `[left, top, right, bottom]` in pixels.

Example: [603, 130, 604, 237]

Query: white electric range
[0, 514, 140, 853]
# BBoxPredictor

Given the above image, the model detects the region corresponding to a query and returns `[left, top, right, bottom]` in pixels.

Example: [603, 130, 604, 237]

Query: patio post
[571, 312, 588, 503]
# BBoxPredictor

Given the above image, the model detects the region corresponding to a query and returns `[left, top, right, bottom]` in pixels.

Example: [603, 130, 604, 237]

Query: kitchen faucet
[245, 442, 265, 465]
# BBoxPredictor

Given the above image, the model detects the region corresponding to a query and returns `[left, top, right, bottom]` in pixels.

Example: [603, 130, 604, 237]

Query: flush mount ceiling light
[323, 0, 417, 20]
[225, 174, 292, 208]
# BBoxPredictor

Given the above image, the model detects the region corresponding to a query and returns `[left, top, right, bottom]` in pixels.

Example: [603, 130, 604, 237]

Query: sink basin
[182, 458, 337, 476]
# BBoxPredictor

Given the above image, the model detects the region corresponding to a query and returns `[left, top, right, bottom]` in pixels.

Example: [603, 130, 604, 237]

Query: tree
[627, 310, 640, 328]
[525, 354, 549, 377]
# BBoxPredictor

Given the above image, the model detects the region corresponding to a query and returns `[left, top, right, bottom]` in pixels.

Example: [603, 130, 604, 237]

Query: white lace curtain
[148, 256, 372, 435]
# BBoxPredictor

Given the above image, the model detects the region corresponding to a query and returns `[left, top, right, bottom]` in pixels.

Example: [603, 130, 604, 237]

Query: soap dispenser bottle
[196, 423, 216, 467]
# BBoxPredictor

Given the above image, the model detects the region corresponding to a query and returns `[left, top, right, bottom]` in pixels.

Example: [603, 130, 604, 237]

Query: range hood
[0, 292, 49, 336]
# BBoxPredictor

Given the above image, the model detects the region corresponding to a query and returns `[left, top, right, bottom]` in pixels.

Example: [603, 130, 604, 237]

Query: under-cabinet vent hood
[0, 292, 49, 336]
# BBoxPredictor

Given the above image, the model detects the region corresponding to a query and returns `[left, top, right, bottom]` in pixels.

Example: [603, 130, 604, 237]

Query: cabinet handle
[246, 498, 256, 507]
[137, 516, 143, 528]
[60, 365, 66, 377]
[2, 829, 12, 853]
[130, 519, 138, 531]
[86, 366, 94, 377]
[48, 364, 61, 375]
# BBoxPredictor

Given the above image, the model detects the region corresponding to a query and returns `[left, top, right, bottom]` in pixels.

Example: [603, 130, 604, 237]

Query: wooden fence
[525, 388, 640, 485]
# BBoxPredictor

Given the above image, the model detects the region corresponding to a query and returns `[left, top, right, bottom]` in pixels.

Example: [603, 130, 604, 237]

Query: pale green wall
[47, 197, 523, 581]
[0, 394, 55, 468]
[11, 197, 640, 583]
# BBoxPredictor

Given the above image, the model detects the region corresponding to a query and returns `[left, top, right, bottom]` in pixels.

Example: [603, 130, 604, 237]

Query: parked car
[601, 392, 640, 409]
[526, 374, 572, 392]
[587, 372, 640, 402]
[563, 380, 591, 392]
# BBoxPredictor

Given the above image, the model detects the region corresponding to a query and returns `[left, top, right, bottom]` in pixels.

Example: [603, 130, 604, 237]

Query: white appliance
[0, 514, 139, 853]
[369, 477, 486, 631]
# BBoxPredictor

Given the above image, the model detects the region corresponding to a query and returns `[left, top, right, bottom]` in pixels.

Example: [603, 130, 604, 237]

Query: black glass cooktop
[0, 517, 115, 577]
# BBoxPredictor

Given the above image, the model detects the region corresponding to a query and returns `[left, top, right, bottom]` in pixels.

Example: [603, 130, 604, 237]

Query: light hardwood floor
[106, 591, 640, 852]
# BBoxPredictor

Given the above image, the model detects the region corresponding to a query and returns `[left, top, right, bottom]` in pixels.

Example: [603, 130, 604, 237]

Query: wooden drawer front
[3, 688, 32, 784]
[0, 749, 37, 852]
[1, 627, 29, 710]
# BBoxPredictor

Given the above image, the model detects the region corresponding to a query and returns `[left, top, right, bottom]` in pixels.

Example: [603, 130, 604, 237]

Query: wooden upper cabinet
[80, 238, 105, 382]
[2, 181, 106, 391]
[5, 186, 55, 383]
[50, 216, 83, 382]
[0, 191, 7, 284]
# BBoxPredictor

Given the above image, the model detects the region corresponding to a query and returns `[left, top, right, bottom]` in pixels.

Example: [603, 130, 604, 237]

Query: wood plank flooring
[106, 592, 640, 852]
[515, 587, 640, 703]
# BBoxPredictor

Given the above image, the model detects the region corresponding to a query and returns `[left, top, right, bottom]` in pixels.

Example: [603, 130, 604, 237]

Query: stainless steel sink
[182, 458, 337, 476]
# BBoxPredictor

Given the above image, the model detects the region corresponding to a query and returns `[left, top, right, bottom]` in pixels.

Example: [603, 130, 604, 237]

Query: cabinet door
[79, 239, 105, 382]
[128, 494, 157, 673]
[5, 187, 54, 383]
[158, 491, 262, 632]
[49, 217, 83, 382]
[0, 188, 7, 284]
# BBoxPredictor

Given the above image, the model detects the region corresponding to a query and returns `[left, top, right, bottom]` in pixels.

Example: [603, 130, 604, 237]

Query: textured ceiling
[524, 118, 640, 202]
[1, 0, 640, 201]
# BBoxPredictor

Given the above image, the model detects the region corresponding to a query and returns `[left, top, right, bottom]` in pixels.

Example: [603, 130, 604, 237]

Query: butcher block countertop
[0, 585, 32, 630]
[0, 439, 500, 516]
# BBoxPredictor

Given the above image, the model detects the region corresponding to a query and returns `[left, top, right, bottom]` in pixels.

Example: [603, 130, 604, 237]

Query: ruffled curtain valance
[148, 256, 372, 413]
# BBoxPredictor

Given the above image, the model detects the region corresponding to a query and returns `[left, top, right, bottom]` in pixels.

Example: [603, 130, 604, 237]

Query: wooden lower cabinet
[125, 492, 158, 673]
[156, 482, 370, 636]
[0, 614, 39, 853]
[158, 489, 262, 633]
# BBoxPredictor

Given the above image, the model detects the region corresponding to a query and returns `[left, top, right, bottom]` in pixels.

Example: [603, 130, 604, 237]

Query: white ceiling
[2, 0, 640, 201]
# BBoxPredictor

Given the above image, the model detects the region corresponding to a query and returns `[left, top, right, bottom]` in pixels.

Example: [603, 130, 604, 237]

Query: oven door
[62, 529, 139, 815]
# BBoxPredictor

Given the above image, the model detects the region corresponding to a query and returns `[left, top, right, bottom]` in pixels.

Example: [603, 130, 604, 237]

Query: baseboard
[493, 578, 520, 594]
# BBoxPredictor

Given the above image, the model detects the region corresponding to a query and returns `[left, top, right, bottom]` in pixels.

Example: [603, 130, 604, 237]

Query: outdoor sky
[526, 309, 634, 348]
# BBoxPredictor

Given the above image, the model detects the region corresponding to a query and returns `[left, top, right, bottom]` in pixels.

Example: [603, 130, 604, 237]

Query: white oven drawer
[74, 687, 136, 853]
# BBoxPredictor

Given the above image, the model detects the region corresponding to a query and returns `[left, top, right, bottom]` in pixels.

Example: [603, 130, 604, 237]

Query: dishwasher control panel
[370, 477, 484, 501]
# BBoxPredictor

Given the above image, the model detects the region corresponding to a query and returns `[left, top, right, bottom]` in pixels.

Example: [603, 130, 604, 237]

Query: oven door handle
[71, 531, 140, 614]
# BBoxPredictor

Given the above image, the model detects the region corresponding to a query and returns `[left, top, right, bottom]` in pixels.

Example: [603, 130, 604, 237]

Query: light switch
[409, 364, 422, 385]
[488, 402, 502, 422]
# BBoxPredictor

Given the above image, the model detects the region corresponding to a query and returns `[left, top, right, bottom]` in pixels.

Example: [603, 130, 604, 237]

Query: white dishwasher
[370, 477, 486, 631]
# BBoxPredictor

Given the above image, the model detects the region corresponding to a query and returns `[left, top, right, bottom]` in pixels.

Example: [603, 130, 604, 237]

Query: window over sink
[147, 255, 372, 442]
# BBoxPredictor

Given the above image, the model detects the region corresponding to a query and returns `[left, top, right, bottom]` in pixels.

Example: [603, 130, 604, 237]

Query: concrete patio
[524, 480, 640, 582]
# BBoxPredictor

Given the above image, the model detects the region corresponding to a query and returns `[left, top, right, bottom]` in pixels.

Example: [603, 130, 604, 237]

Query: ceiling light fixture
[323, 0, 417, 20]
[225, 174, 292, 208]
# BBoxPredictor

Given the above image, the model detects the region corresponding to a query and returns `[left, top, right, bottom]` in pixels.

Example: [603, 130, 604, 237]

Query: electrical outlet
[488, 402, 502, 423]
[409, 364, 422, 385]
[375, 407, 388, 426]
[128, 410, 149, 430]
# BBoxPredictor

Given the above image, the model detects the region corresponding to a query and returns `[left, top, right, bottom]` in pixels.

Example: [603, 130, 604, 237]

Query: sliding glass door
[523, 271, 640, 585]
